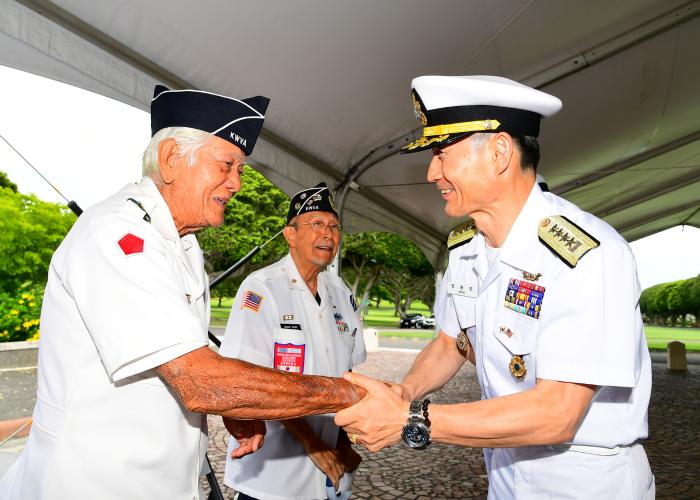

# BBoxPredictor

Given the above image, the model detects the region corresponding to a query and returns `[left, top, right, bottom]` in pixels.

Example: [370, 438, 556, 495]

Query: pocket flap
[493, 310, 538, 355]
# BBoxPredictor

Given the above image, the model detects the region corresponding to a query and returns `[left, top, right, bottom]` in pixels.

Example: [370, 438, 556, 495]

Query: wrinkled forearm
[158, 346, 364, 419]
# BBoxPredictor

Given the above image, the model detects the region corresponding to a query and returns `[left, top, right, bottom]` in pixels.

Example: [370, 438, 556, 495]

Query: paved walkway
[201, 350, 700, 499]
[3, 351, 698, 498]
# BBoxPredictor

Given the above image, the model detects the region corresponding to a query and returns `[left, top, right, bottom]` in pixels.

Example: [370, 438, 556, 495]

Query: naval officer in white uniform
[0, 86, 365, 500]
[220, 184, 365, 500]
[336, 76, 654, 499]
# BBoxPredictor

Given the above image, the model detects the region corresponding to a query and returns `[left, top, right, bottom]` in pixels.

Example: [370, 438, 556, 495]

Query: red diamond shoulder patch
[118, 233, 144, 255]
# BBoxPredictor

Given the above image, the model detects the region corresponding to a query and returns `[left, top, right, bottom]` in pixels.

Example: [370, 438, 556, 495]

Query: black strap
[127, 197, 151, 223]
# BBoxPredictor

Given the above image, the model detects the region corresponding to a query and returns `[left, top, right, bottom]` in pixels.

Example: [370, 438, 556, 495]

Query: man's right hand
[223, 418, 266, 459]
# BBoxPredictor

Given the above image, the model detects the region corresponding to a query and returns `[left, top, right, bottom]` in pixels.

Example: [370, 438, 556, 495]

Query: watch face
[402, 423, 430, 449]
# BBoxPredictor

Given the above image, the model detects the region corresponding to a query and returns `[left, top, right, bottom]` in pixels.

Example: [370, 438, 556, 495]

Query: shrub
[0, 282, 43, 342]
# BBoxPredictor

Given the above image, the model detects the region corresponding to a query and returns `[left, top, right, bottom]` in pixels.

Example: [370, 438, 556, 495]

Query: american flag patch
[241, 290, 263, 312]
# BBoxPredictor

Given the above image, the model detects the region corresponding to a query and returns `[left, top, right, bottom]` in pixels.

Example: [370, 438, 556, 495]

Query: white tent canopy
[2, 0, 699, 267]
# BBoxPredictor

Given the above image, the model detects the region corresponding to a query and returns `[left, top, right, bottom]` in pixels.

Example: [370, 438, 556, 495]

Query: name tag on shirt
[280, 323, 302, 330]
[448, 281, 476, 298]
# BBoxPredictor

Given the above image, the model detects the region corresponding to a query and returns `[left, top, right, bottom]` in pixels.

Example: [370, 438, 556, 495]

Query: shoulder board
[447, 222, 477, 251]
[538, 215, 600, 268]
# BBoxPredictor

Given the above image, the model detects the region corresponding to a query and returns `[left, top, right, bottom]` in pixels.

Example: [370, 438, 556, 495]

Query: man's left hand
[223, 418, 266, 458]
[334, 372, 409, 452]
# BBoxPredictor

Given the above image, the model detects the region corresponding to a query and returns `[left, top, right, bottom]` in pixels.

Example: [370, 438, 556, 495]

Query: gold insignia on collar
[522, 271, 542, 281]
[538, 215, 600, 268]
[447, 221, 477, 250]
[509, 355, 527, 380]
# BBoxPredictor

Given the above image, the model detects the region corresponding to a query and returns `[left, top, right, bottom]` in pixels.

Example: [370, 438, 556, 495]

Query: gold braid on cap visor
[403, 119, 502, 151]
[423, 119, 501, 136]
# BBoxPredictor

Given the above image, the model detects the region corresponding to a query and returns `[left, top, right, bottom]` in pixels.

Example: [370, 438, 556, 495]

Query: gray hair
[141, 127, 212, 184]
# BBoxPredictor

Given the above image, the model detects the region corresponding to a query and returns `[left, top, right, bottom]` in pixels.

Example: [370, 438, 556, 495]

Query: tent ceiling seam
[344, 1, 700, 199]
[616, 199, 700, 233]
[13, 0, 342, 183]
[555, 130, 700, 195]
[595, 168, 700, 218]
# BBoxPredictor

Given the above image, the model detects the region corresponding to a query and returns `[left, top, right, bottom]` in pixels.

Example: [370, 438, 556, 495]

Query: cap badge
[300, 193, 307, 200]
[328, 194, 337, 212]
[509, 355, 527, 380]
[294, 202, 302, 210]
[411, 92, 427, 126]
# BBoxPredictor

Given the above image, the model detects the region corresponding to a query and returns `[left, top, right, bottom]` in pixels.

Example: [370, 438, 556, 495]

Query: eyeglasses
[290, 221, 342, 234]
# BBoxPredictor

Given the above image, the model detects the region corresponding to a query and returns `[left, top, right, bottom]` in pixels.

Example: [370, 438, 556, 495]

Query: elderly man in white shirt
[220, 184, 365, 500]
[0, 85, 364, 500]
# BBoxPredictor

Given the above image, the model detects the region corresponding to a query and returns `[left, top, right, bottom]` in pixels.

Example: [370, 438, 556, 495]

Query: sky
[1, 64, 699, 291]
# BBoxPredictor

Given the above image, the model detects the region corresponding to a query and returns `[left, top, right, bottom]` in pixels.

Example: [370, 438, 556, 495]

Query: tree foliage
[0, 170, 18, 192]
[639, 275, 700, 327]
[198, 168, 290, 303]
[0, 183, 76, 293]
[341, 231, 434, 317]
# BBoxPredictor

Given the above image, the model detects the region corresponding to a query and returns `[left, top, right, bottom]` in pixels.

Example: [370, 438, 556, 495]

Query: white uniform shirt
[435, 185, 653, 499]
[219, 254, 366, 500]
[0, 177, 210, 500]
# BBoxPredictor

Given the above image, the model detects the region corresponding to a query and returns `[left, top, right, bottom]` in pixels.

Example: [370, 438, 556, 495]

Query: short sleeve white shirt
[219, 254, 366, 500]
[435, 185, 652, 498]
[0, 178, 209, 500]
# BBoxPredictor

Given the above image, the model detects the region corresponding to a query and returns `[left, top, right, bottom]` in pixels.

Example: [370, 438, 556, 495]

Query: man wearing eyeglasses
[219, 183, 366, 500]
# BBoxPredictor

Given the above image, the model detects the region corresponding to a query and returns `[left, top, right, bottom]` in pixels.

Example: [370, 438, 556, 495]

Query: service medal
[509, 355, 527, 380]
[456, 330, 470, 353]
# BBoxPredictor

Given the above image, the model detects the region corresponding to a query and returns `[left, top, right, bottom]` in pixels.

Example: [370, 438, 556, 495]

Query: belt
[549, 442, 639, 456]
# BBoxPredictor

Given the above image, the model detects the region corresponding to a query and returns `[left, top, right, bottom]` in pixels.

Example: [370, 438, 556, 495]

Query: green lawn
[361, 300, 430, 328]
[644, 326, 700, 351]
[211, 298, 700, 351]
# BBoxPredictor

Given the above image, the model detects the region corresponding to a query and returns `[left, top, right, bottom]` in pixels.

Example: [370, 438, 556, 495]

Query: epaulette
[538, 215, 599, 268]
[447, 221, 477, 251]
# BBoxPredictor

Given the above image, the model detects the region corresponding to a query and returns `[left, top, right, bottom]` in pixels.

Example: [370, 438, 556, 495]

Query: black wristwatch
[401, 399, 431, 450]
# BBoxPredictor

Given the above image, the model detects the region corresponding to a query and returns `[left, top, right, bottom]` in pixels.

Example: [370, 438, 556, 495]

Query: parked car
[399, 313, 424, 329]
[418, 314, 436, 329]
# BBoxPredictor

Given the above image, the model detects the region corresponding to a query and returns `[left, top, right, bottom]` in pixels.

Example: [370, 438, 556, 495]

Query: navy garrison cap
[402, 76, 562, 153]
[150, 85, 270, 156]
[287, 183, 339, 223]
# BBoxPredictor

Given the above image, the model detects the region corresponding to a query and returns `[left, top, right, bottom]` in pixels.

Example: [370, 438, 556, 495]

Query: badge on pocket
[274, 343, 305, 373]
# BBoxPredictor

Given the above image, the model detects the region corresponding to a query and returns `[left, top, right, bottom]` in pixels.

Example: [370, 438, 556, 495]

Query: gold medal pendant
[509, 355, 527, 380]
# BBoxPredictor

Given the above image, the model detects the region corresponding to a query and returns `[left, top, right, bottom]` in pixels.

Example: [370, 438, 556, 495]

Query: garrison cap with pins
[150, 85, 270, 156]
[287, 183, 339, 223]
[401, 75, 562, 153]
